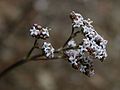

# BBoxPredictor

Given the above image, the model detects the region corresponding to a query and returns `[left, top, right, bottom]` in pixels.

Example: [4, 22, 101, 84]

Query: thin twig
[0, 53, 64, 79]
[63, 27, 81, 48]
[0, 39, 38, 79]
[0, 59, 28, 78]
[26, 39, 38, 59]
[0, 53, 42, 79]
[0, 37, 81, 79]
[63, 27, 74, 47]
[33, 55, 66, 61]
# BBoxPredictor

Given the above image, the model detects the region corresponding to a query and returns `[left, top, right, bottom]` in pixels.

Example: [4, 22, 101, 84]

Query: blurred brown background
[0, 0, 120, 90]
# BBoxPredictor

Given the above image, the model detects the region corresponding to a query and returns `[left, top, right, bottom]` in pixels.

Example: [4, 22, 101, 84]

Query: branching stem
[0, 26, 81, 79]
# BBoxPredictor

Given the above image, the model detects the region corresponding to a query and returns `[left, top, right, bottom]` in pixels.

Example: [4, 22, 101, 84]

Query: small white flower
[73, 17, 84, 28]
[40, 27, 50, 39]
[83, 38, 91, 48]
[30, 24, 40, 36]
[70, 11, 84, 28]
[67, 39, 76, 47]
[89, 70, 95, 76]
[69, 58, 78, 65]
[42, 42, 55, 58]
[65, 49, 81, 65]
[65, 49, 80, 59]
[83, 18, 93, 27]
[80, 65, 86, 73]
[79, 45, 87, 54]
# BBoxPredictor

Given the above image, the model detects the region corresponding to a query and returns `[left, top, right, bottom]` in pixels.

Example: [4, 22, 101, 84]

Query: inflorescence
[29, 11, 108, 77]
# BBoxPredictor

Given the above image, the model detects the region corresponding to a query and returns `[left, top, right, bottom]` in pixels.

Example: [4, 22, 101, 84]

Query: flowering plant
[0, 11, 108, 78]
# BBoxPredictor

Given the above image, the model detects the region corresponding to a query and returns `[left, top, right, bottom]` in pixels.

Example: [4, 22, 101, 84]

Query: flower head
[66, 11, 108, 76]
[30, 24, 50, 39]
[30, 24, 41, 37]
[28, 11, 108, 77]
[79, 57, 94, 77]
[69, 11, 108, 61]
[42, 42, 55, 58]
[40, 27, 50, 39]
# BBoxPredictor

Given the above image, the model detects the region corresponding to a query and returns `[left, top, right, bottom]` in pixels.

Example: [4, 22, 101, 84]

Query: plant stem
[0, 39, 38, 79]
[63, 27, 74, 47]
[62, 27, 81, 48]
[26, 38, 38, 59]
[0, 37, 80, 79]
[0, 53, 64, 79]
[0, 59, 28, 78]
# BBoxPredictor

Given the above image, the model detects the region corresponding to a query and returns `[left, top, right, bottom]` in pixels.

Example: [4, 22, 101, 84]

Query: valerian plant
[0, 11, 108, 78]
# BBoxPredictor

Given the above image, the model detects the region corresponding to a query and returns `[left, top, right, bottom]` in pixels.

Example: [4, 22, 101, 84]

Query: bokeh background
[0, 0, 120, 90]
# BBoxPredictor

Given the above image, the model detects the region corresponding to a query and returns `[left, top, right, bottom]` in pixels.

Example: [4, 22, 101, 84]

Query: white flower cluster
[65, 41, 95, 76]
[65, 49, 80, 63]
[81, 18, 107, 60]
[80, 37, 107, 60]
[65, 11, 108, 76]
[65, 39, 80, 69]
[28, 11, 108, 77]
[30, 24, 50, 39]
[70, 11, 108, 61]
[42, 42, 55, 58]
[79, 56, 95, 76]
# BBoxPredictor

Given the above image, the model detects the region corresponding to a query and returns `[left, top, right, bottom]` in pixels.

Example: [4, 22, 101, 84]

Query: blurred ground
[0, 0, 120, 90]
